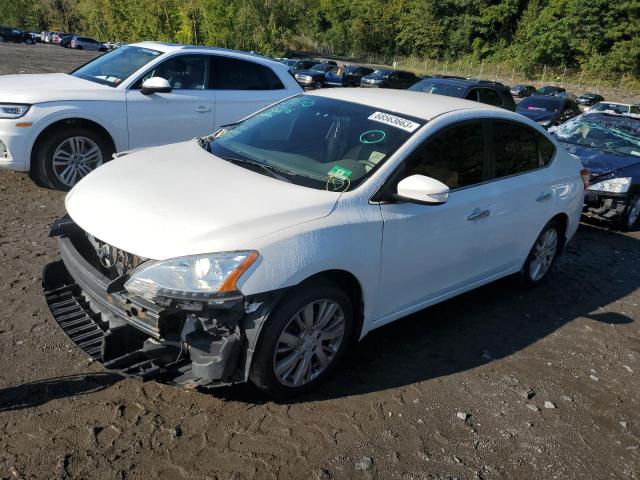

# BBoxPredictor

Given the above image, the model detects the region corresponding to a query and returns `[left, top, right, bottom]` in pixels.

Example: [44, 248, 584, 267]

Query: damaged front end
[42, 217, 279, 388]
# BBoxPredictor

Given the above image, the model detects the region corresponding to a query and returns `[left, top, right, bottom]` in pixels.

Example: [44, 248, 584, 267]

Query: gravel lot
[0, 43, 639, 480]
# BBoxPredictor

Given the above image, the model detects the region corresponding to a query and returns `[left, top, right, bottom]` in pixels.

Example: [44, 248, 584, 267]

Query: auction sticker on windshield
[368, 111, 421, 133]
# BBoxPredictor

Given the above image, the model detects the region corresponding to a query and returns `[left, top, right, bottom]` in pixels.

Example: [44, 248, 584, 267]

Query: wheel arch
[29, 117, 116, 174]
[240, 268, 366, 383]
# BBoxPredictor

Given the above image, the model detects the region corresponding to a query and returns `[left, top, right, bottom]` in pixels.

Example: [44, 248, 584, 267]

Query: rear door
[482, 120, 558, 266]
[211, 55, 289, 129]
[125, 54, 215, 148]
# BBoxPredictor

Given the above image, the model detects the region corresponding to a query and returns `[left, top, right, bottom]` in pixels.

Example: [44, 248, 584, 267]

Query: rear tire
[521, 219, 563, 286]
[32, 126, 113, 191]
[249, 280, 354, 399]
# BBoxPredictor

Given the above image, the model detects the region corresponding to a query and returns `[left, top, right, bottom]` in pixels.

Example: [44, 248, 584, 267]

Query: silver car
[70, 36, 106, 52]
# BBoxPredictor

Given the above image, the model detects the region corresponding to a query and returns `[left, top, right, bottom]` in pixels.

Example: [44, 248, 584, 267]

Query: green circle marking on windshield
[360, 130, 386, 144]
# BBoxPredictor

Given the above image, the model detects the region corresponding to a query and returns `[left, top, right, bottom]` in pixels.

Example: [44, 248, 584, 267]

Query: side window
[478, 88, 503, 107]
[135, 55, 208, 90]
[493, 122, 540, 178]
[212, 56, 284, 90]
[538, 134, 556, 166]
[465, 89, 479, 102]
[631, 106, 640, 115]
[404, 122, 485, 189]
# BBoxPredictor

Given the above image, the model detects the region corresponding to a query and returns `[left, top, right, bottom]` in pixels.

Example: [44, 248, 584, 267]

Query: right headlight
[125, 251, 259, 302]
[0, 104, 31, 119]
[588, 177, 632, 194]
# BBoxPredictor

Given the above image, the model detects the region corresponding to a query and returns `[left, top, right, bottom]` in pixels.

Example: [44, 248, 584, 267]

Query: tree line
[1, 0, 638, 77]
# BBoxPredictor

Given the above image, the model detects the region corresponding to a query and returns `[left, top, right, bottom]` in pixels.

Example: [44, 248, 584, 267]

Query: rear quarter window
[212, 56, 284, 90]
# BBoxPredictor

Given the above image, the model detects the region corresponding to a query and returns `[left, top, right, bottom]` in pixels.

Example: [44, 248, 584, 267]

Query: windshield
[71, 46, 162, 87]
[207, 96, 423, 191]
[310, 64, 328, 72]
[536, 86, 562, 95]
[517, 97, 562, 112]
[590, 103, 630, 114]
[408, 79, 466, 97]
[554, 114, 640, 157]
[369, 69, 392, 79]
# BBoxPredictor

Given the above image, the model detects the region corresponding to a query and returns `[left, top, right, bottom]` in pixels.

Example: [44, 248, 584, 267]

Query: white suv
[43, 89, 585, 398]
[0, 42, 302, 189]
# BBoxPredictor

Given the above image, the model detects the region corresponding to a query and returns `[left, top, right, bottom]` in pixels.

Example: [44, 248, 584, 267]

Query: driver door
[125, 54, 215, 149]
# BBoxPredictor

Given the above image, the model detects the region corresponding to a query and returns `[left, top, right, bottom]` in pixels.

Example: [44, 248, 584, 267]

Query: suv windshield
[409, 79, 466, 97]
[71, 46, 162, 87]
[554, 114, 640, 157]
[207, 96, 423, 191]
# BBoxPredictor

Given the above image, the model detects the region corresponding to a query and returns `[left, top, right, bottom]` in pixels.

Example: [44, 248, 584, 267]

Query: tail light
[580, 168, 590, 191]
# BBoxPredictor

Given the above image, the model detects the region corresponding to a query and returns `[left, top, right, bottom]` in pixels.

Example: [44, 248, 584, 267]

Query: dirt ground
[0, 43, 639, 480]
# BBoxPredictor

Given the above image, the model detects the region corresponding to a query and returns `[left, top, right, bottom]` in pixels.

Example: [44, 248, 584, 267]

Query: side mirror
[395, 174, 449, 205]
[140, 77, 171, 95]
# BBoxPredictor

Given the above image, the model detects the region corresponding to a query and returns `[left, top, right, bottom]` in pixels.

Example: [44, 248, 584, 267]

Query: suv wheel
[32, 126, 112, 190]
[249, 280, 353, 399]
[521, 220, 562, 286]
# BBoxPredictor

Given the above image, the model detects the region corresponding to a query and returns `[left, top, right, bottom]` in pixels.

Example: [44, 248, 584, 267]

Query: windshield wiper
[224, 156, 294, 183]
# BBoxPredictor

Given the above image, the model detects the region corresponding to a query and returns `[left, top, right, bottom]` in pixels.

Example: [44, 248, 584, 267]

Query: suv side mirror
[140, 77, 172, 95]
[395, 175, 449, 205]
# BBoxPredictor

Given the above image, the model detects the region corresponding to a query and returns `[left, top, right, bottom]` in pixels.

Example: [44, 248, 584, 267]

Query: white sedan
[0, 42, 301, 189]
[43, 89, 585, 398]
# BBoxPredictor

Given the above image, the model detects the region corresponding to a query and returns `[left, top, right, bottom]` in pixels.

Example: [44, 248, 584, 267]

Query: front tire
[32, 126, 112, 190]
[521, 220, 562, 286]
[622, 194, 640, 231]
[249, 280, 354, 399]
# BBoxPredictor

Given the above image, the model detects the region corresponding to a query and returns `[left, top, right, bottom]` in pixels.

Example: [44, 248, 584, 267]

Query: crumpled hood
[559, 142, 640, 179]
[0, 73, 117, 104]
[516, 108, 557, 123]
[65, 140, 341, 260]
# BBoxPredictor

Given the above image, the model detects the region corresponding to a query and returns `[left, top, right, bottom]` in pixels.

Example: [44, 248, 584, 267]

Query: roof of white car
[308, 88, 501, 121]
[130, 41, 281, 65]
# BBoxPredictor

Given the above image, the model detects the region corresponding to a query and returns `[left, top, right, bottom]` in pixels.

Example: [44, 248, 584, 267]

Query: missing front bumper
[583, 192, 630, 222]
[42, 225, 248, 388]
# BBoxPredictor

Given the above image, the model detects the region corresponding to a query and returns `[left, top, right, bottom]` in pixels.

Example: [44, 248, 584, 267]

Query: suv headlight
[125, 251, 258, 302]
[537, 120, 552, 127]
[588, 177, 631, 194]
[0, 104, 31, 119]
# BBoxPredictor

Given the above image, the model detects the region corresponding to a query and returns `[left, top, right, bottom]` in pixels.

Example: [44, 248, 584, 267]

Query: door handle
[466, 208, 490, 221]
[536, 192, 552, 202]
[196, 105, 211, 113]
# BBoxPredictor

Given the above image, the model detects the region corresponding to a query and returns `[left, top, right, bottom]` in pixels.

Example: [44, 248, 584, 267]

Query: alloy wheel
[529, 228, 558, 281]
[273, 299, 346, 387]
[51, 136, 103, 187]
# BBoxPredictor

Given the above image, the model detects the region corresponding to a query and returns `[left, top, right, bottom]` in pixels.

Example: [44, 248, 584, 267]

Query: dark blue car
[553, 112, 640, 229]
[324, 65, 374, 87]
[516, 95, 581, 129]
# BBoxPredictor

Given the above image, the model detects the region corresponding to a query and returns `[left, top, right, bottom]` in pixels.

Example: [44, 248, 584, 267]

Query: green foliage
[1, 0, 638, 76]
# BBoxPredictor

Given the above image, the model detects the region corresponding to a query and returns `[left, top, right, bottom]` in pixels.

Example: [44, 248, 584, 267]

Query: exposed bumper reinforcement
[43, 259, 193, 384]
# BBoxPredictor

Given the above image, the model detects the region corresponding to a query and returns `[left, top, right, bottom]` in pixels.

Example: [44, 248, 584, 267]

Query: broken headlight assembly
[124, 251, 258, 303]
[588, 177, 631, 194]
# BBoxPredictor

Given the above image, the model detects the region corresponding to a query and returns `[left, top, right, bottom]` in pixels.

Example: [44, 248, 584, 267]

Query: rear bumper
[583, 191, 630, 222]
[42, 221, 267, 387]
